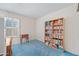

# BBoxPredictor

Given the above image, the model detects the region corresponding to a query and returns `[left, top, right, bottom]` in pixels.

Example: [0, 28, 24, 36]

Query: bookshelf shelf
[44, 18, 64, 49]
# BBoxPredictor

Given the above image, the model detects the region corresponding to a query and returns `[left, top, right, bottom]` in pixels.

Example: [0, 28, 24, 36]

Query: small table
[20, 34, 29, 43]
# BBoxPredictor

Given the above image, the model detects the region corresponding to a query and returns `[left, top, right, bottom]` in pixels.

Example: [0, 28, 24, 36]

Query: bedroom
[0, 3, 79, 56]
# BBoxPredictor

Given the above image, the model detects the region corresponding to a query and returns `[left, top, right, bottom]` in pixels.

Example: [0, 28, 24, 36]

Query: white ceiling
[0, 3, 74, 19]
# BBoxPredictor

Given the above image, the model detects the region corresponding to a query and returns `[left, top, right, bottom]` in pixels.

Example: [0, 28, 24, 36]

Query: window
[4, 17, 20, 37]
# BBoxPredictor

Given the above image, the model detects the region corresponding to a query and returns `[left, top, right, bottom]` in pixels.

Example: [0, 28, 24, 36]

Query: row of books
[53, 34, 63, 39]
[53, 26, 64, 29]
[53, 20, 63, 25]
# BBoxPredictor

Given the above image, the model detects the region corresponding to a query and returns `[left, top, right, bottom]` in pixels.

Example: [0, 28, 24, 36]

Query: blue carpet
[63, 51, 77, 56]
[12, 40, 63, 56]
[12, 39, 77, 56]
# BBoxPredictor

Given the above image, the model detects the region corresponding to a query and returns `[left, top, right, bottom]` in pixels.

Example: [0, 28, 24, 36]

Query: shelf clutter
[44, 18, 64, 49]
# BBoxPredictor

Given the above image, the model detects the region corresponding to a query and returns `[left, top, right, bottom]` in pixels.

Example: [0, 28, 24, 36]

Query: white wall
[0, 10, 36, 44]
[20, 16, 36, 40]
[0, 19, 6, 55]
[36, 4, 79, 55]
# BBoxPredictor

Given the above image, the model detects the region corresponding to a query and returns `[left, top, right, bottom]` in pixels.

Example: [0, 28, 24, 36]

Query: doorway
[5, 17, 20, 56]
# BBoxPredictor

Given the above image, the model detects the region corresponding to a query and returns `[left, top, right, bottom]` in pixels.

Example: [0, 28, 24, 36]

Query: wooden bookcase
[44, 21, 53, 45]
[44, 18, 64, 49]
